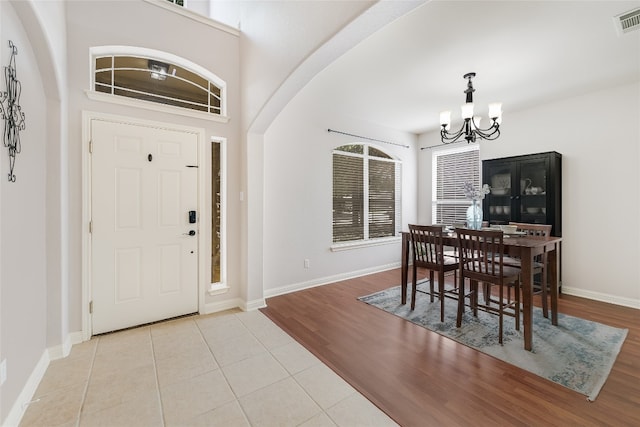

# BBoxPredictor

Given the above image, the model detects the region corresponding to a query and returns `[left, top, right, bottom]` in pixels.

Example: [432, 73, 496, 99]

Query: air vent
[614, 8, 640, 36]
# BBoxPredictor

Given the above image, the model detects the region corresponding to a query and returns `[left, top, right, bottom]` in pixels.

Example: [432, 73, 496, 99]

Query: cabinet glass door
[519, 158, 548, 223]
[485, 162, 513, 224]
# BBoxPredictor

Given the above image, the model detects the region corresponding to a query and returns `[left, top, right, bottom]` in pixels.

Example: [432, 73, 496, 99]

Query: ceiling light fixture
[440, 72, 502, 144]
[148, 59, 169, 81]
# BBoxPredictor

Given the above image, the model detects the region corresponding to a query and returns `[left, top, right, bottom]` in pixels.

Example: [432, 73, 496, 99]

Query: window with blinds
[432, 145, 480, 225]
[333, 144, 401, 243]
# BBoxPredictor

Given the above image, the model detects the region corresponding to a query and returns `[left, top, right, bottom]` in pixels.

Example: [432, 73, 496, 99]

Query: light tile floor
[19, 310, 398, 427]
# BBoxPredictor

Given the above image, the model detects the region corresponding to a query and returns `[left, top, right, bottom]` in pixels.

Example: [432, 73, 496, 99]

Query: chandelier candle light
[440, 72, 502, 144]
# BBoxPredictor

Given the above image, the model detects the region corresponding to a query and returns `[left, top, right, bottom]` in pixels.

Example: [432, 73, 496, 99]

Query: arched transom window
[90, 47, 226, 118]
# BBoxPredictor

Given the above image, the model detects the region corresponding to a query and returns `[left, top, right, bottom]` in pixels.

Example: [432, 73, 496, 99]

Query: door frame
[81, 111, 208, 340]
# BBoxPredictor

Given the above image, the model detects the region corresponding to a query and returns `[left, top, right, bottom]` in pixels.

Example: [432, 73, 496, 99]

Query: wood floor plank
[261, 268, 640, 426]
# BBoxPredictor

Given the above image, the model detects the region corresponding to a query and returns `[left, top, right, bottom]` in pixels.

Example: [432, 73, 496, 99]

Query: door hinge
[89, 221, 93, 233]
[89, 301, 93, 314]
[89, 140, 93, 153]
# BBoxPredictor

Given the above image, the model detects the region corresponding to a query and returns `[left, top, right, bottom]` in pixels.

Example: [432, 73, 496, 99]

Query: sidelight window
[211, 141, 223, 285]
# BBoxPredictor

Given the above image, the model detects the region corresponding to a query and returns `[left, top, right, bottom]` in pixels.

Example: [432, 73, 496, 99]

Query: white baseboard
[3, 350, 50, 427]
[264, 262, 400, 299]
[47, 331, 84, 361]
[200, 262, 401, 313]
[243, 298, 267, 311]
[202, 297, 243, 314]
[201, 263, 399, 314]
[201, 297, 267, 314]
[260, 266, 640, 311]
[562, 286, 640, 309]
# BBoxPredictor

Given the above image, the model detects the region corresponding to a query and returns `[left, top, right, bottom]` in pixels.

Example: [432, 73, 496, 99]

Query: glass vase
[466, 200, 483, 230]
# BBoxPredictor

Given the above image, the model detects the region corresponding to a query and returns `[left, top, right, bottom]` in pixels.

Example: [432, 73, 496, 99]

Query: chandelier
[440, 72, 502, 144]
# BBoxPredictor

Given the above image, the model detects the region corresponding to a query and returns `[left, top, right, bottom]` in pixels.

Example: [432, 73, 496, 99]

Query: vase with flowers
[462, 181, 491, 229]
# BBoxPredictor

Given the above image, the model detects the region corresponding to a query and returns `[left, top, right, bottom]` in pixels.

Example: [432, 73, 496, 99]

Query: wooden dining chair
[455, 228, 521, 344]
[408, 224, 459, 321]
[506, 222, 553, 317]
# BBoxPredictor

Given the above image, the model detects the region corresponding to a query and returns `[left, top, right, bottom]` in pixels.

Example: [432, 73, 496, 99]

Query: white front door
[91, 119, 199, 334]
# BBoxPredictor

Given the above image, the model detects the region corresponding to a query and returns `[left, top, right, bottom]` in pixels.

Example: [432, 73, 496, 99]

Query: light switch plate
[0, 359, 6, 385]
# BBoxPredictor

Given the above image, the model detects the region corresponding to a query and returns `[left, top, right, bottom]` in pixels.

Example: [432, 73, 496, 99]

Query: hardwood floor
[261, 268, 640, 427]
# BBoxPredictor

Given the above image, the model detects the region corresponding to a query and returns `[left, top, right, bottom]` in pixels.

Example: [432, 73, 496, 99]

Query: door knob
[184, 230, 196, 236]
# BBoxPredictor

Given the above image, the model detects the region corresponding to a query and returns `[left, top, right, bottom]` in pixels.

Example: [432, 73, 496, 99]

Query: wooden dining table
[400, 230, 562, 351]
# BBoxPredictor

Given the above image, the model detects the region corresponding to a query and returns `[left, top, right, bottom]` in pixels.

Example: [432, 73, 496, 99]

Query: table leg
[401, 233, 408, 305]
[521, 247, 533, 351]
[549, 244, 559, 326]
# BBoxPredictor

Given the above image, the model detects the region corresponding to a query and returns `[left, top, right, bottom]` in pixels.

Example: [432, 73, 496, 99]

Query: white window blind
[432, 145, 480, 225]
[369, 158, 396, 238]
[333, 153, 364, 242]
[333, 144, 401, 243]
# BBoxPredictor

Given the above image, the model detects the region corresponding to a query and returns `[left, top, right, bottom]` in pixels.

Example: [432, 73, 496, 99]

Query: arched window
[89, 46, 227, 120]
[332, 144, 402, 245]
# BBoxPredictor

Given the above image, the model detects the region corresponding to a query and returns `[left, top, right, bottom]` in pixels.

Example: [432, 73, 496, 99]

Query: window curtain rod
[420, 140, 470, 150]
[327, 128, 409, 148]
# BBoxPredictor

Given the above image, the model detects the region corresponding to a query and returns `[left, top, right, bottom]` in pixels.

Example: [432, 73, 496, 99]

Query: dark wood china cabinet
[482, 151, 561, 237]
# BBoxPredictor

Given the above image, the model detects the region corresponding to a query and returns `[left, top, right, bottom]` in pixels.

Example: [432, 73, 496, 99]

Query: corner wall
[0, 1, 52, 422]
[262, 80, 418, 295]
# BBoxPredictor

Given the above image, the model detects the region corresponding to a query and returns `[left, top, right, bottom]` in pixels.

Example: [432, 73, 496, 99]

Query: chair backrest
[455, 228, 504, 282]
[408, 224, 446, 268]
[508, 222, 552, 237]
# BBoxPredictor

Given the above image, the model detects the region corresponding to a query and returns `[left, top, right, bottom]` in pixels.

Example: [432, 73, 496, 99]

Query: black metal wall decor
[0, 40, 26, 182]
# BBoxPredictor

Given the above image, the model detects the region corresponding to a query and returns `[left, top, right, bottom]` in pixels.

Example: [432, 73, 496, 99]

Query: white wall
[262, 79, 418, 296]
[24, 0, 70, 357]
[418, 81, 640, 307]
[209, 0, 374, 131]
[208, 0, 381, 307]
[183, 0, 211, 17]
[0, 1, 49, 420]
[230, 0, 424, 307]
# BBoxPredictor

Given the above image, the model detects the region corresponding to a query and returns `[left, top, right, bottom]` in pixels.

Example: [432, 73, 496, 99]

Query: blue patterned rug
[358, 283, 628, 401]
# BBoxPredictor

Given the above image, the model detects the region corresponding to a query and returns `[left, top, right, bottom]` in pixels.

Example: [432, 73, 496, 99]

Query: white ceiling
[310, 0, 640, 135]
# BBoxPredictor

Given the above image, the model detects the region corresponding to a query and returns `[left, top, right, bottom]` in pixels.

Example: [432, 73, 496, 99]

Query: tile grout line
[75, 336, 100, 427]
[237, 312, 335, 426]
[21, 311, 387, 427]
[149, 324, 168, 426]
[258, 311, 373, 426]
[230, 313, 287, 426]
[193, 314, 254, 426]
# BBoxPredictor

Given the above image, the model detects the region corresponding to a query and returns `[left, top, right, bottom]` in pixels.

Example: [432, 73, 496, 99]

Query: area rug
[358, 283, 628, 401]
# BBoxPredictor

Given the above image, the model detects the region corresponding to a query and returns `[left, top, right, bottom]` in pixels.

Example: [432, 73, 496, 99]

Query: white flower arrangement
[462, 181, 491, 201]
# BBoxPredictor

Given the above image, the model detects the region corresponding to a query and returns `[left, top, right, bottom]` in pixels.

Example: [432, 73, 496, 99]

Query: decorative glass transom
[94, 55, 222, 115]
